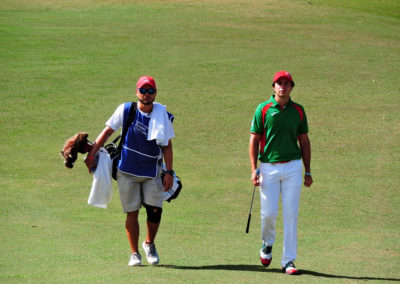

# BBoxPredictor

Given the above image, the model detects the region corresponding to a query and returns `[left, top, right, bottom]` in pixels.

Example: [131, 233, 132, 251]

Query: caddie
[85, 75, 175, 266]
[249, 71, 313, 275]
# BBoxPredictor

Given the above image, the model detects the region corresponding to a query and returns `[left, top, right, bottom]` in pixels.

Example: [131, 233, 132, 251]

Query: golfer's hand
[251, 172, 260, 187]
[163, 174, 173, 191]
[304, 174, 313, 187]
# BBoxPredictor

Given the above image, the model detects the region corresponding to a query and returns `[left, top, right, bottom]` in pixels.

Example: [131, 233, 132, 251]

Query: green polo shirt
[251, 95, 308, 163]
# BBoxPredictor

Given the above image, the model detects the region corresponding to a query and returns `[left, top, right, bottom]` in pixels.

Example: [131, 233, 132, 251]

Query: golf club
[246, 168, 260, 233]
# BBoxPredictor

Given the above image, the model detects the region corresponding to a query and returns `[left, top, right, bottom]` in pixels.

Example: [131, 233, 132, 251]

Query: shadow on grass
[159, 264, 400, 282]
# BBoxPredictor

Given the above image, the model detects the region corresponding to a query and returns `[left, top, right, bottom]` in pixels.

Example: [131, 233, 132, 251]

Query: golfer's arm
[249, 133, 261, 173]
[298, 133, 311, 173]
[88, 126, 115, 157]
[162, 140, 173, 171]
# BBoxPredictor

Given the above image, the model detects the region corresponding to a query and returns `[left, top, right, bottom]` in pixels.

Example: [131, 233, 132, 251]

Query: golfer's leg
[281, 160, 303, 266]
[126, 211, 140, 253]
[259, 163, 281, 246]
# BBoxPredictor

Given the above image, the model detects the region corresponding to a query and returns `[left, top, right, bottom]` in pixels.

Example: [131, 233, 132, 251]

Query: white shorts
[117, 170, 163, 213]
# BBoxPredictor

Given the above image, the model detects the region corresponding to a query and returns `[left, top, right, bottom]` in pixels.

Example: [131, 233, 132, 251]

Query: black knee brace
[144, 204, 162, 223]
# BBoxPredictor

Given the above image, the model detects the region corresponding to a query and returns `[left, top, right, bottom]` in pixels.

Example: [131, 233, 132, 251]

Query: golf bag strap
[117, 102, 137, 152]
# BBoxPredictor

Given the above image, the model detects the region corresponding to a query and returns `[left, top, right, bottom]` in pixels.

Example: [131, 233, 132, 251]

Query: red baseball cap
[272, 71, 295, 86]
[136, 75, 156, 89]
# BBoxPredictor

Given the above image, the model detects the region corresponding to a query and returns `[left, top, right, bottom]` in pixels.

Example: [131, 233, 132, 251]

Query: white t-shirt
[105, 103, 151, 132]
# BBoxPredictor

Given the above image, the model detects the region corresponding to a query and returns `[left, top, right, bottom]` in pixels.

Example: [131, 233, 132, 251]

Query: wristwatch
[165, 170, 175, 176]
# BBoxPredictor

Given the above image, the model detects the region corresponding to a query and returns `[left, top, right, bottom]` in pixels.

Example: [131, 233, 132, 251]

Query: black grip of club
[246, 213, 251, 233]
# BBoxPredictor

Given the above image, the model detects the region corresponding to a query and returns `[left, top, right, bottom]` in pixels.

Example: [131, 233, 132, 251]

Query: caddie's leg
[140, 174, 164, 265]
[146, 221, 159, 244]
[126, 211, 140, 253]
[144, 205, 162, 243]
[259, 162, 281, 246]
[117, 171, 143, 255]
[280, 160, 303, 267]
[142, 204, 162, 265]
[142, 175, 164, 243]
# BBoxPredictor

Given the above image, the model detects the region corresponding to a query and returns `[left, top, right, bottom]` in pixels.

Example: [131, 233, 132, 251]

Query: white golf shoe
[260, 244, 272, 267]
[128, 253, 141, 266]
[142, 242, 159, 265]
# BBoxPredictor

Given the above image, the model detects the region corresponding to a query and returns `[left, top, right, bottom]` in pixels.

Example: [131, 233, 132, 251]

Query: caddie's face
[273, 77, 293, 98]
[136, 83, 157, 106]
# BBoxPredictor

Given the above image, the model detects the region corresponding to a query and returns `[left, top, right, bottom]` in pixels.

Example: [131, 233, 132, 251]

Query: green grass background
[1, 0, 399, 283]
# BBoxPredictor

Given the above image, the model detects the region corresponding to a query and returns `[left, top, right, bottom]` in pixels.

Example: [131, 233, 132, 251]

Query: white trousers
[259, 159, 303, 267]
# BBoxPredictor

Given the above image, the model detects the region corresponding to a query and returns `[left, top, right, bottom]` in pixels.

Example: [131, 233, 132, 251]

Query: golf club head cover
[61, 132, 92, 168]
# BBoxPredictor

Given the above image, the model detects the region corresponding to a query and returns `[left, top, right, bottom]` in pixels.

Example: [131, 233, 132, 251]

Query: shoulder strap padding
[118, 102, 137, 151]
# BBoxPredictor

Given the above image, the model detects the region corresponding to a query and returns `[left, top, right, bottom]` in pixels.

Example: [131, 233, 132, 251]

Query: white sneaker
[128, 253, 141, 266]
[142, 242, 159, 265]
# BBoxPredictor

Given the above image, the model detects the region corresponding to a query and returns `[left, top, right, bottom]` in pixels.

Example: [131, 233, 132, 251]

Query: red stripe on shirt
[260, 102, 273, 154]
[292, 103, 304, 122]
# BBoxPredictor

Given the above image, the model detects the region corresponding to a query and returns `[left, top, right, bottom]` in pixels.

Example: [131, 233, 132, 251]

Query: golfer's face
[137, 84, 156, 105]
[273, 77, 293, 98]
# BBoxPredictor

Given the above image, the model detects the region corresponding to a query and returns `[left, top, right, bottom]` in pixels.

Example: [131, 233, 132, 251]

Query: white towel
[147, 102, 175, 146]
[88, 148, 112, 209]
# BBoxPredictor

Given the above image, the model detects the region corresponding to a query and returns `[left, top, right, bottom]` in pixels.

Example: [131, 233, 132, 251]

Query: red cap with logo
[136, 75, 156, 89]
[272, 71, 294, 87]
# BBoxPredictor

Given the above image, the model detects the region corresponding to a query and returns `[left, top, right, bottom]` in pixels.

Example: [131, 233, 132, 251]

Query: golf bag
[103, 135, 122, 180]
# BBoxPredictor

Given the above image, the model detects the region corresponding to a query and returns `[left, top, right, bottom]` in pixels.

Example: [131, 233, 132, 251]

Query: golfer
[85, 75, 175, 266]
[249, 71, 313, 275]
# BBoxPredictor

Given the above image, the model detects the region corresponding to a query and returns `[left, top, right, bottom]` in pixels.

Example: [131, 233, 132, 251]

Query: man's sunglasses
[138, 88, 156, 95]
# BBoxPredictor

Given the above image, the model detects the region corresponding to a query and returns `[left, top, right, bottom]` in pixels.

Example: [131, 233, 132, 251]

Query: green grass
[1, 0, 399, 283]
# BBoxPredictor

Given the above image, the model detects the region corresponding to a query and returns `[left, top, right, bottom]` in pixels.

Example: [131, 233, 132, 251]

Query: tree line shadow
[159, 264, 400, 282]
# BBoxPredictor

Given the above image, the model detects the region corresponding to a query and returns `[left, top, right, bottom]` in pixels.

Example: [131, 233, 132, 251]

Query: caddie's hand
[163, 174, 173, 192]
[304, 174, 313, 187]
[251, 172, 260, 187]
[84, 155, 96, 174]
